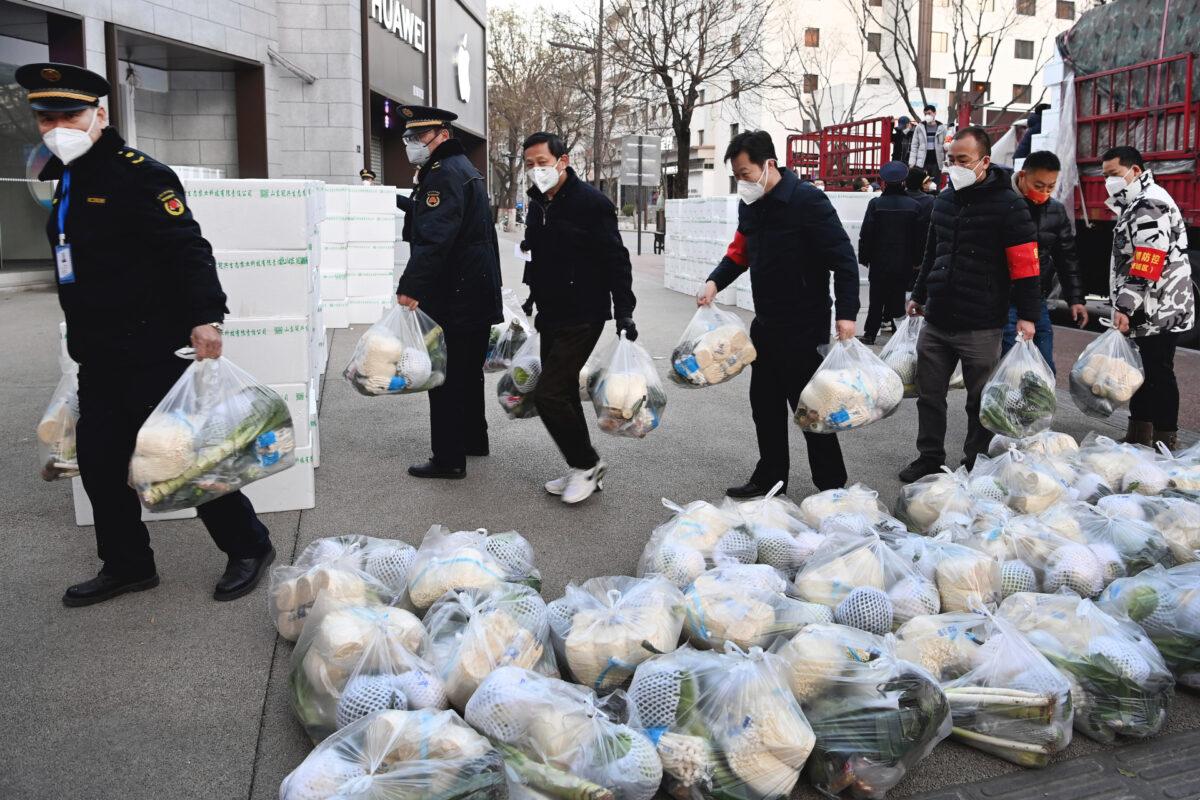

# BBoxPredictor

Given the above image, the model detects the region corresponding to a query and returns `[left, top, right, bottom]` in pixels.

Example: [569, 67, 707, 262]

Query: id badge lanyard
[55, 169, 75, 284]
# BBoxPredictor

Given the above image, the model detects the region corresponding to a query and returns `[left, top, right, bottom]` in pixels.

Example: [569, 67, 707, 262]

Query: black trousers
[535, 323, 604, 470]
[923, 151, 942, 182]
[429, 325, 491, 468]
[864, 270, 909, 338]
[76, 359, 271, 579]
[1129, 331, 1180, 430]
[748, 319, 847, 493]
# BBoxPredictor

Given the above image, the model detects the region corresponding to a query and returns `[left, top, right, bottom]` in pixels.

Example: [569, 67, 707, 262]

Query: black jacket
[1006, 173, 1084, 305]
[912, 165, 1041, 330]
[40, 127, 227, 367]
[891, 128, 913, 163]
[397, 138, 503, 330]
[522, 167, 636, 331]
[709, 168, 860, 327]
[858, 186, 924, 275]
[1013, 109, 1042, 160]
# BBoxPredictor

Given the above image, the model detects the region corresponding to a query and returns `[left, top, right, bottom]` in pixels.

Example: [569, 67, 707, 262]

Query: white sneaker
[544, 475, 569, 495]
[562, 461, 607, 505]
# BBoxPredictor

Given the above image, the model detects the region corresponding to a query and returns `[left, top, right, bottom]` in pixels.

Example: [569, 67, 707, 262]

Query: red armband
[724, 230, 748, 268]
[1130, 246, 1167, 281]
[1005, 241, 1040, 280]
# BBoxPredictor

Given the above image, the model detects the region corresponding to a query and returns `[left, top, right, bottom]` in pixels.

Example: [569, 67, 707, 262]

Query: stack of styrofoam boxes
[1016, 53, 1068, 174]
[393, 189, 411, 289]
[184, 178, 327, 512]
[663, 197, 750, 308]
[322, 185, 400, 326]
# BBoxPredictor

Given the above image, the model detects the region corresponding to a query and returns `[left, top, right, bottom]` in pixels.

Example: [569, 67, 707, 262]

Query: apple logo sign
[454, 34, 471, 103]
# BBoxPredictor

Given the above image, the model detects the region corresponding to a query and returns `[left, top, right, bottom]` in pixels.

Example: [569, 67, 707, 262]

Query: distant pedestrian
[892, 116, 914, 163]
[699, 131, 860, 498]
[1102, 145, 1195, 451]
[853, 177, 872, 193]
[521, 131, 637, 505]
[1014, 103, 1051, 161]
[904, 166, 936, 289]
[813, 179, 826, 191]
[1000, 151, 1089, 372]
[909, 104, 948, 184]
[858, 161, 923, 345]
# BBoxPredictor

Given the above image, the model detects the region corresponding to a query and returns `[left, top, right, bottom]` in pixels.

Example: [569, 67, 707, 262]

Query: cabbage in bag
[979, 336, 1056, 439]
[406, 526, 541, 612]
[344, 305, 447, 396]
[592, 332, 667, 438]
[37, 368, 79, 481]
[726, 484, 825, 580]
[1069, 327, 1145, 419]
[130, 355, 294, 511]
[686, 564, 832, 650]
[1099, 563, 1200, 689]
[794, 338, 904, 433]
[669, 304, 757, 387]
[497, 331, 541, 419]
[878, 314, 923, 398]
[639, 498, 749, 588]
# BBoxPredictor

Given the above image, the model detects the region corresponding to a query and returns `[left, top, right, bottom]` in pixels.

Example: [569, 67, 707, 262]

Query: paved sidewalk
[1, 232, 1197, 800]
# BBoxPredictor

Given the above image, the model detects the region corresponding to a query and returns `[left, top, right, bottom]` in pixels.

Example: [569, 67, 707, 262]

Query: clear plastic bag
[968, 514, 1109, 600]
[546, 575, 685, 691]
[344, 305, 447, 396]
[627, 643, 815, 800]
[129, 355, 295, 511]
[797, 483, 890, 529]
[795, 338, 904, 433]
[485, 290, 532, 373]
[1099, 563, 1200, 689]
[592, 332, 667, 438]
[949, 361, 966, 391]
[887, 533, 1002, 614]
[497, 331, 542, 420]
[724, 484, 825, 580]
[406, 526, 541, 612]
[1064, 500, 1174, 579]
[685, 564, 832, 650]
[969, 448, 1069, 514]
[772, 624, 952, 799]
[1069, 328, 1145, 419]
[269, 535, 417, 641]
[669, 304, 757, 388]
[1075, 433, 1167, 496]
[998, 592, 1174, 743]
[278, 708, 505, 800]
[579, 334, 618, 402]
[465, 666, 663, 800]
[37, 368, 79, 481]
[894, 611, 1073, 767]
[424, 583, 559, 711]
[979, 336, 1057, 439]
[288, 595, 442, 742]
[878, 314, 923, 399]
[987, 430, 1079, 460]
[639, 498, 749, 588]
[1146, 497, 1200, 563]
[894, 467, 975, 532]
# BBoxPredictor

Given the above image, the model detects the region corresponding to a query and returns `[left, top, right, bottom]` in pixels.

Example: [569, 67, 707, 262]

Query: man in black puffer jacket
[902, 127, 1041, 482]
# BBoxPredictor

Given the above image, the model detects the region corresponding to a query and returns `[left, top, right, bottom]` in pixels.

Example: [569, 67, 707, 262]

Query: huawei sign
[369, 0, 427, 53]
[454, 34, 471, 103]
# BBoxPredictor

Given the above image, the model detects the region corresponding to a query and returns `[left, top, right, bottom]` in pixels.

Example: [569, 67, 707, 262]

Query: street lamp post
[548, 0, 604, 189]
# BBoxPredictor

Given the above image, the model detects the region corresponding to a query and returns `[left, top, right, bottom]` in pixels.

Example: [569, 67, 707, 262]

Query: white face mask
[947, 159, 983, 191]
[405, 135, 432, 166]
[528, 162, 562, 194]
[1105, 169, 1134, 198]
[925, 113, 936, 123]
[43, 108, 99, 165]
[737, 160, 773, 204]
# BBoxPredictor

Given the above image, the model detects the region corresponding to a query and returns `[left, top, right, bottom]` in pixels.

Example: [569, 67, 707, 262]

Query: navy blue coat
[858, 186, 924, 275]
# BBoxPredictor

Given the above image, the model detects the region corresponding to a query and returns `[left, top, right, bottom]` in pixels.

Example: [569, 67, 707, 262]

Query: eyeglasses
[402, 130, 435, 145]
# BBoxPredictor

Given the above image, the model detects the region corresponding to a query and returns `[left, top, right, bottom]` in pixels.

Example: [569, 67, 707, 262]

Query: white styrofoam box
[308, 377, 320, 467]
[268, 382, 312, 449]
[1031, 133, 1054, 152]
[347, 242, 395, 270]
[321, 241, 348, 272]
[736, 284, 755, 312]
[71, 477, 196, 526]
[1042, 58, 1066, 87]
[184, 179, 324, 250]
[241, 447, 315, 513]
[347, 268, 395, 297]
[825, 191, 872, 223]
[324, 184, 400, 215]
[396, 241, 411, 262]
[310, 416, 321, 469]
[1038, 109, 1061, 138]
[220, 318, 311, 385]
[320, 269, 348, 301]
[324, 297, 349, 328]
[319, 217, 347, 245]
[59, 320, 69, 362]
[337, 214, 396, 243]
[348, 295, 393, 324]
[214, 250, 313, 318]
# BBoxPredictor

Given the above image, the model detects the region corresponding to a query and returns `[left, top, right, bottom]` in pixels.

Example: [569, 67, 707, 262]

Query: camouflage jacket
[1108, 170, 1194, 337]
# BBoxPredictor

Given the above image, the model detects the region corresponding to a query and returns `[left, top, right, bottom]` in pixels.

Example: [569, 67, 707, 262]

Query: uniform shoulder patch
[163, 196, 186, 216]
[425, 191, 441, 208]
[430, 161, 442, 170]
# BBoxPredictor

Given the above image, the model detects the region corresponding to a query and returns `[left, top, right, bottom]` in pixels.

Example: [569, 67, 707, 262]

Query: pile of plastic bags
[732, 485, 826, 580]
[37, 369, 79, 481]
[979, 336, 1057, 439]
[795, 338, 904, 433]
[485, 290, 532, 373]
[406, 526, 541, 612]
[1099, 563, 1200, 689]
[878, 315, 923, 398]
[344, 306, 447, 396]
[591, 333, 667, 438]
[497, 332, 542, 420]
[669, 304, 757, 387]
[639, 498, 749, 588]
[130, 355, 295, 511]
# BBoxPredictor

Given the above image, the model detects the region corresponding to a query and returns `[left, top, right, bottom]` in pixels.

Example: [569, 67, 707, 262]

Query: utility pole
[548, 0, 605, 188]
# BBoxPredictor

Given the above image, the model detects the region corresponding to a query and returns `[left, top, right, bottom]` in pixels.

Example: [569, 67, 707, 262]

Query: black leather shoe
[213, 546, 276, 602]
[464, 446, 490, 457]
[63, 571, 159, 608]
[408, 460, 466, 479]
[899, 458, 944, 483]
[726, 481, 776, 499]
[858, 335, 877, 346]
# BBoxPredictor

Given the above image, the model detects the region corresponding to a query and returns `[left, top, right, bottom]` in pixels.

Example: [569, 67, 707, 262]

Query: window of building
[978, 36, 992, 56]
[697, 129, 705, 146]
[805, 27, 820, 47]
[803, 73, 818, 94]
[730, 122, 739, 138]
[731, 78, 740, 99]
[1017, 0, 1036, 15]
[867, 32, 882, 52]
[932, 31, 948, 52]
[731, 33, 741, 55]
[1014, 39, 1034, 59]
[934, 0, 950, 7]
[869, 0, 882, 6]
[1012, 83, 1032, 103]
[865, 77, 881, 85]
[698, 88, 706, 104]
[927, 77, 947, 89]
[1056, 0, 1075, 17]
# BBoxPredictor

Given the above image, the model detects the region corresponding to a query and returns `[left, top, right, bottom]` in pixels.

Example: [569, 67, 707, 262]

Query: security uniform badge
[158, 189, 186, 216]
[425, 191, 441, 208]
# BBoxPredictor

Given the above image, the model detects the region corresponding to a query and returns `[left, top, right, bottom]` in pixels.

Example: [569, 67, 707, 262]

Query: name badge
[55, 244, 76, 285]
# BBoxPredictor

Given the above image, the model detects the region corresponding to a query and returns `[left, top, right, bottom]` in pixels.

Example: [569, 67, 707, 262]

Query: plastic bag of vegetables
[1147, 497, 1200, 564]
[591, 332, 667, 438]
[1099, 563, 1200, 689]
[407, 526, 541, 612]
[546, 575, 685, 691]
[794, 338, 904, 433]
[894, 611, 1072, 767]
[998, 592, 1174, 743]
[579, 334, 618, 402]
[894, 467, 974, 532]
[798, 483, 890, 529]
[773, 624, 951, 799]
[1074, 433, 1166, 496]
[669, 303, 757, 387]
[716, 482, 823, 579]
[270, 535, 417, 641]
[344, 305, 447, 396]
[979, 335, 1056, 439]
[969, 447, 1068, 514]
[878, 314, 922, 398]
[1069, 327, 1144, 419]
[484, 290, 532, 373]
[987, 430, 1079, 460]
[130, 354, 294, 512]
[638, 498, 747, 588]
[968, 515, 1108, 600]
[1063, 500, 1174, 579]
[497, 332, 542, 420]
[465, 666, 663, 800]
[278, 708, 505, 800]
[289, 595, 444, 742]
[424, 583, 559, 710]
[887, 533, 1001, 614]
[36, 368, 79, 481]
[627, 643, 815, 800]
[685, 564, 832, 650]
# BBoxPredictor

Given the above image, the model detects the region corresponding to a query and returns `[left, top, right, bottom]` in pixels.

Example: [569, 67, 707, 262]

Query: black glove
[617, 317, 638, 342]
[521, 297, 535, 317]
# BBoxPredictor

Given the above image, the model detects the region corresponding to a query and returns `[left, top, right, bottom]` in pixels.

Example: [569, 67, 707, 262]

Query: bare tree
[770, 24, 890, 132]
[606, 0, 780, 198]
[847, 0, 928, 118]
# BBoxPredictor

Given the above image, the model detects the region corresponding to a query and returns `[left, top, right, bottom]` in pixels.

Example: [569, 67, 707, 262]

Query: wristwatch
[208, 322, 224, 332]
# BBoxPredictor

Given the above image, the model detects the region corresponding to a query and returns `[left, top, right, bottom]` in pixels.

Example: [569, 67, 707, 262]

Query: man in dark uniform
[395, 105, 503, 478]
[858, 161, 923, 345]
[19, 63, 274, 607]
